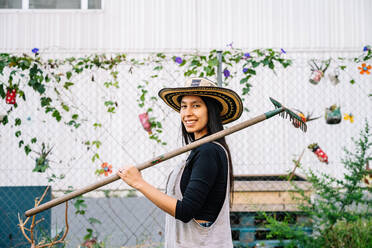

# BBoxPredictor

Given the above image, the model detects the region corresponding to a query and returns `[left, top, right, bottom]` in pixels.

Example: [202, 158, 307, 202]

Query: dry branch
[18, 186, 69, 248]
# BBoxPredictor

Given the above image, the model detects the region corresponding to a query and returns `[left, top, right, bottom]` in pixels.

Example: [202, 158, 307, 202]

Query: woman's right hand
[117, 165, 144, 190]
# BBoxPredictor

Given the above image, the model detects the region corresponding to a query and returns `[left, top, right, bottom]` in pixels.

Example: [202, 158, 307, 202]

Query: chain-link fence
[1, 50, 371, 247]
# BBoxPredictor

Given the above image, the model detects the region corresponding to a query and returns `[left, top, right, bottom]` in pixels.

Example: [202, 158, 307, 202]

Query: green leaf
[31, 137, 37, 143]
[67, 120, 75, 126]
[84, 229, 93, 240]
[252, 61, 260, 68]
[0, 84, 5, 98]
[72, 114, 78, 120]
[36, 83, 46, 94]
[15, 130, 21, 137]
[107, 107, 116, 113]
[15, 118, 21, 126]
[18, 140, 24, 148]
[104, 101, 114, 106]
[45, 106, 54, 113]
[269, 61, 275, 69]
[45, 74, 50, 82]
[246, 68, 256, 75]
[156, 53, 166, 59]
[350, 79, 355, 84]
[191, 60, 201, 67]
[207, 57, 218, 67]
[24, 145, 32, 155]
[63, 82, 74, 89]
[66, 71, 72, 80]
[240, 77, 248, 84]
[1, 115, 8, 125]
[40, 97, 52, 107]
[92, 140, 101, 148]
[93, 123, 102, 128]
[52, 109, 62, 121]
[61, 103, 70, 112]
[88, 217, 102, 225]
[92, 153, 99, 162]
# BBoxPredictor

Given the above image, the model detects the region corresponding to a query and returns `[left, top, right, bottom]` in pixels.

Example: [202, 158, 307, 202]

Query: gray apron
[164, 142, 233, 248]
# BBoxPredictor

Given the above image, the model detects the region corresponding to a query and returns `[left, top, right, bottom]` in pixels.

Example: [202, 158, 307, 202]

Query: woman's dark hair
[180, 96, 234, 206]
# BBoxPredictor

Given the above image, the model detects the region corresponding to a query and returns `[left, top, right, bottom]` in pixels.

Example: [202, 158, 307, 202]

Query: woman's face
[180, 95, 208, 139]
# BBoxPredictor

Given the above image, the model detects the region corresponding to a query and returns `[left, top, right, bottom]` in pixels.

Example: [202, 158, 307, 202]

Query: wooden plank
[234, 181, 312, 192]
[232, 191, 311, 205]
[231, 203, 306, 212]
[234, 173, 307, 180]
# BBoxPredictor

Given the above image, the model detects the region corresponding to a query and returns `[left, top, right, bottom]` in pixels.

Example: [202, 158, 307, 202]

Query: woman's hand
[117, 165, 144, 190]
[118, 166, 177, 217]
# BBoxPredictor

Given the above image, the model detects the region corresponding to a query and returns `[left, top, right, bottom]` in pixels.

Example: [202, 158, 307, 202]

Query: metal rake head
[269, 97, 307, 132]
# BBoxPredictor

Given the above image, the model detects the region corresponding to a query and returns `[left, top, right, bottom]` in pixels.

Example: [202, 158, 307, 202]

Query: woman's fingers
[118, 165, 131, 174]
[117, 165, 143, 189]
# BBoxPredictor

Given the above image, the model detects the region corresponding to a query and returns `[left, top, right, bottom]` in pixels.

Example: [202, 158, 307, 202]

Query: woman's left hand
[117, 165, 144, 189]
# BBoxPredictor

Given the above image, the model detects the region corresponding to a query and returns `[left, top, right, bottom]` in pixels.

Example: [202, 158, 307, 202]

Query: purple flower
[175, 57, 183, 64]
[223, 69, 230, 78]
[32, 48, 39, 54]
[244, 53, 251, 58]
[280, 48, 286, 54]
[226, 42, 233, 48]
[243, 68, 248, 73]
[363, 45, 370, 52]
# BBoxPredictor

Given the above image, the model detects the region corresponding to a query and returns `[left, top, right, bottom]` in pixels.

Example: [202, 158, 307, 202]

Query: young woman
[118, 77, 243, 247]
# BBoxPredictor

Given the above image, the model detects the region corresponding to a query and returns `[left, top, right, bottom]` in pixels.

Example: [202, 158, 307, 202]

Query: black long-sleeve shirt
[175, 142, 228, 223]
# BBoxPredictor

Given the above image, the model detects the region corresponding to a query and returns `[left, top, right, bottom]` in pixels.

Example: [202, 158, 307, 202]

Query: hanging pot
[325, 105, 341, 124]
[6, 88, 17, 104]
[309, 70, 324, 85]
[139, 112, 152, 134]
[308, 143, 329, 164]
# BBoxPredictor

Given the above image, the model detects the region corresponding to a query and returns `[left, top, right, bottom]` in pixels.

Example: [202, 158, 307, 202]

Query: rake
[25, 97, 306, 217]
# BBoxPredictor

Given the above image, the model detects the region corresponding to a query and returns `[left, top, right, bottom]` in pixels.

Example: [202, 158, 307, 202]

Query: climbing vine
[1, 46, 370, 179]
[1, 46, 371, 246]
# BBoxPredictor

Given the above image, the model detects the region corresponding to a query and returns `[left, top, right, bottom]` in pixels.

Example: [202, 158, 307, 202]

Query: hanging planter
[33, 143, 53, 173]
[308, 143, 329, 164]
[139, 112, 152, 134]
[325, 104, 341, 124]
[308, 59, 331, 85]
[6, 88, 17, 104]
[328, 68, 340, 85]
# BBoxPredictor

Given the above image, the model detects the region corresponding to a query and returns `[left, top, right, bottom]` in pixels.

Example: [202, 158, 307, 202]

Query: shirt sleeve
[175, 143, 220, 222]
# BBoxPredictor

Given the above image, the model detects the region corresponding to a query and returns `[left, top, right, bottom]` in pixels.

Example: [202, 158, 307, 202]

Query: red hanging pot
[6, 88, 17, 104]
[308, 143, 329, 164]
[139, 112, 152, 134]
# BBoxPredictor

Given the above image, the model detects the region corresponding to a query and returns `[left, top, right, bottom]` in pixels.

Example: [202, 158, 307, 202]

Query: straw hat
[158, 77, 243, 124]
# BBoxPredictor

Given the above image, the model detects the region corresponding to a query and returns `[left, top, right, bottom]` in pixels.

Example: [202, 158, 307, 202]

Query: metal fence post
[217, 50, 222, 87]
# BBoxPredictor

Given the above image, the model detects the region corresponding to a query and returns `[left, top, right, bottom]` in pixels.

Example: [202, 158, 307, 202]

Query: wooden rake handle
[25, 106, 286, 217]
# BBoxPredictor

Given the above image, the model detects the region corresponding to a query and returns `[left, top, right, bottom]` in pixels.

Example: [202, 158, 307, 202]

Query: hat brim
[158, 86, 243, 124]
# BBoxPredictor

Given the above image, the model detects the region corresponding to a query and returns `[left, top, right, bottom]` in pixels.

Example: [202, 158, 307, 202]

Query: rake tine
[269, 97, 307, 132]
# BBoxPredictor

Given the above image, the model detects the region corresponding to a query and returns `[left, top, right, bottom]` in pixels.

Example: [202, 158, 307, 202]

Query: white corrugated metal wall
[1, 2, 371, 247]
[1, 0, 371, 52]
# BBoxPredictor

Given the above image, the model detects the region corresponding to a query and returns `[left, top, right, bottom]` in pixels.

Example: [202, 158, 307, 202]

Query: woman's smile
[180, 96, 208, 139]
